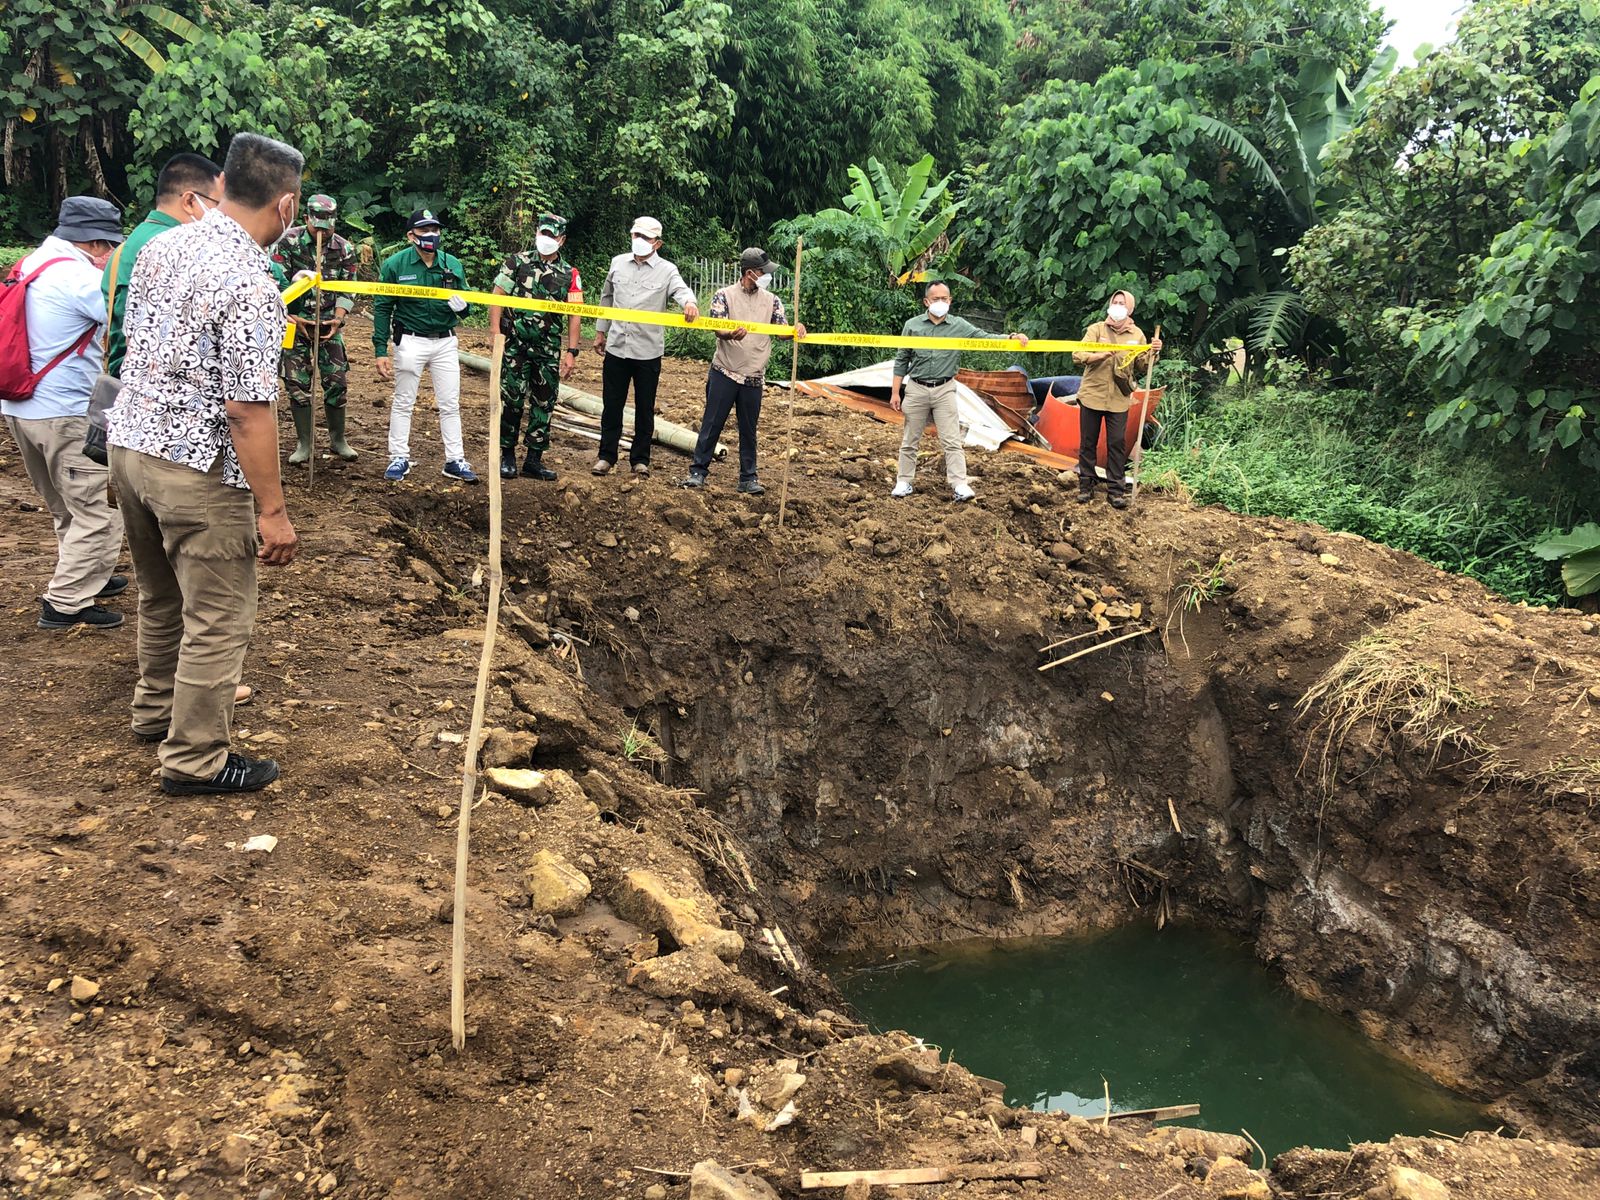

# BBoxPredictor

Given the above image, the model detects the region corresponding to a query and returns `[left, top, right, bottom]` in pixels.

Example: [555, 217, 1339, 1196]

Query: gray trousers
[896, 379, 967, 488]
[5, 413, 123, 612]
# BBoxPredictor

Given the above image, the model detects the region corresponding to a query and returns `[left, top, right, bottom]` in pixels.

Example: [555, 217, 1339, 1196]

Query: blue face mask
[415, 231, 441, 252]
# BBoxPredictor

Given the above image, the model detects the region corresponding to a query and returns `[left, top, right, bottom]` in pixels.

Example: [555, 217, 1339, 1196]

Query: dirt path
[2, 324, 1597, 1198]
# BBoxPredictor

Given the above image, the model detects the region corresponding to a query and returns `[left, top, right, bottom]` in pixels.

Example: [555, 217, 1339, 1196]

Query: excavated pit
[391, 467, 1600, 1150]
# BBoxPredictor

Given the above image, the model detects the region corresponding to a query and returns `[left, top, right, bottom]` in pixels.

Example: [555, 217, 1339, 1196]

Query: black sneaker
[681, 473, 707, 489]
[160, 753, 280, 795]
[39, 600, 124, 630]
[97, 575, 129, 599]
[1108, 492, 1129, 510]
[1076, 489, 1095, 505]
[737, 478, 765, 495]
[521, 452, 557, 481]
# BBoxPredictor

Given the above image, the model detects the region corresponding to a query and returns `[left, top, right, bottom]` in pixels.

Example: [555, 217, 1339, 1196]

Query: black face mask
[414, 232, 441, 252]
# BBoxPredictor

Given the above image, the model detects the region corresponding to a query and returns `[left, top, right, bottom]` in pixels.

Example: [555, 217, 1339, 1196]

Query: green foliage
[127, 28, 370, 194]
[769, 210, 918, 377]
[0, 245, 31, 276]
[1144, 380, 1588, 606]
[966, 62, 1237, 338]
[1415, 78, 1600, 470]
[1532, 524, 1600, 598]
[0, 0, 205, 209]
[825, 154, 959, 280]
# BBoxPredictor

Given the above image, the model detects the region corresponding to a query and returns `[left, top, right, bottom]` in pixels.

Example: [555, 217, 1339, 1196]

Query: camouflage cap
[306, 193, 337, 231]
[536, 212, 568, 237]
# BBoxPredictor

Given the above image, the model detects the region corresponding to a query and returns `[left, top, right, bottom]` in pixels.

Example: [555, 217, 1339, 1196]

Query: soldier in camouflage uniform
[486, 213, 583, 480]
[272, 193, 359, 463]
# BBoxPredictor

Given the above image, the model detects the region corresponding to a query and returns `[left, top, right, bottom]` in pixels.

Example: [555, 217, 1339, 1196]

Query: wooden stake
[308, 229, 324, 492]
[1129, 323, 1160, 503]
[800, 1163, 1045, 1189]
[450, 331, 506, 1052]
[1037, 626, 1155, 671]
[1038, 622, 1135, 654]
[777, 236, 803, 529]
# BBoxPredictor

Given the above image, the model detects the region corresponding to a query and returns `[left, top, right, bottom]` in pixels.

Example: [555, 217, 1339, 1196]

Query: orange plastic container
[1034, 388, 1163, 465]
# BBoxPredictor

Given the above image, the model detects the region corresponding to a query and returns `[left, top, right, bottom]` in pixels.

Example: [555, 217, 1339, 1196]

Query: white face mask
[1107, 303, 1130, 322]
[755, 272, 772, 291]
[631, 236, 654, 257]
[927, 299, 951, 319]
[535, 234, 560, 256]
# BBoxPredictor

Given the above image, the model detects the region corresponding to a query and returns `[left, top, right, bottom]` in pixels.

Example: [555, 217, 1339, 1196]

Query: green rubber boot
[326, 403, 358, 460]
[287, 404, 314, 466]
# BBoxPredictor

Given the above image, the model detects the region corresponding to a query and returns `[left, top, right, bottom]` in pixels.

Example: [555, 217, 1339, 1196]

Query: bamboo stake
[450, 331, 506, 1052]
[308, 230, 324, 491]
[1037, 626, 1155, 672]
[777, 236, 803, 528]
[1129, 323, 1160, 503]
[1038, 622, 1135, 654]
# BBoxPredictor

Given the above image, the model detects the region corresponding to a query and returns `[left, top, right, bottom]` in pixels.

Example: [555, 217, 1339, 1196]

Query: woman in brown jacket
[1071, 289, 1161, 509]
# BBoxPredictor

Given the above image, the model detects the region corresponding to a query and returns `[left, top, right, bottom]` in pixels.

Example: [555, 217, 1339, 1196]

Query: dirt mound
[3, 327, 1598, 1196]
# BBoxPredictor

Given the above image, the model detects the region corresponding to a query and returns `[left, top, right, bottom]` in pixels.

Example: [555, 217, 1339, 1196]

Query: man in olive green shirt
[373, 208, 476, 483]
[889, 282, 1026, 501]
[103, 153, 221, 377]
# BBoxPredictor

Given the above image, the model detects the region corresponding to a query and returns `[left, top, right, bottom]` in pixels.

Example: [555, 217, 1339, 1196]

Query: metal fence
[683, 256, 792, 299]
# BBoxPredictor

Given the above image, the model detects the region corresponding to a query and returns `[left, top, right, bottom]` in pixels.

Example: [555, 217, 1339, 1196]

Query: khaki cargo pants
[110, 447, 257, 782]
[4, 414, 123, 613]
[895, 378, 969, 489]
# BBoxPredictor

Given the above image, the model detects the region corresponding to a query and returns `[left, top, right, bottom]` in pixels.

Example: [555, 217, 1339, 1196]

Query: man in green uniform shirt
[889, 282, 1027, 502]
[103, 153, 221, 378]
[271, 194, 359, 464]
[373, 208, 477, 483]
[486, 212, 583, 481]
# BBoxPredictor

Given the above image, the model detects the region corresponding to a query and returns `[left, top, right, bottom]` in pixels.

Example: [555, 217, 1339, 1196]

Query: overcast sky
[1378, 0, 1465, 64]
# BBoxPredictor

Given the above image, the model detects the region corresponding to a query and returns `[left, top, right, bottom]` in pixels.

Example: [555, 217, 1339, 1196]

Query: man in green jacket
[373, 208, 476, 483]
[103, 153, 221, 378]
[889, 282, 1027, 502]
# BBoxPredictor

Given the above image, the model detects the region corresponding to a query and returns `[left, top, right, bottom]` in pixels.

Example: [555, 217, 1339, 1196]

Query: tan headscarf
[1105, 288, 1137, 333]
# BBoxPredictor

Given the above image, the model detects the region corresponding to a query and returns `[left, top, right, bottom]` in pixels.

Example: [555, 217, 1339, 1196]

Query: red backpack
[0, 257, 98, 402]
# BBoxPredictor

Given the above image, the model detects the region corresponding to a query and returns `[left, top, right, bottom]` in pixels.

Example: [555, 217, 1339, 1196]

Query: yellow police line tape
[279, 275, 1152, 358]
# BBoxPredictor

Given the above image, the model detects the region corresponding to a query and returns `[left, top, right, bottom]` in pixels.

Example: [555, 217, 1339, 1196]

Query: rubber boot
[500, 448, 518, 479]
[326, 403, 358, 460]
[287, 404, 314, 466]
[521, 449, 557, 481]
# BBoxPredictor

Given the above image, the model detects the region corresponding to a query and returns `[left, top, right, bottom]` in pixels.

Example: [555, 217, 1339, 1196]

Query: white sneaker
[891, 481, 913, 499]
[952, 484, 976, 502]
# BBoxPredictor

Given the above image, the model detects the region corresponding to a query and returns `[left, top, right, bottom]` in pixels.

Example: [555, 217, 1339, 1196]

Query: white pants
[387, 334, 464, 462]
[896, 378, 967, 488]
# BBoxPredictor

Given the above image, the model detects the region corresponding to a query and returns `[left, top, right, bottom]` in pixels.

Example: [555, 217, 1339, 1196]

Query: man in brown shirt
[1071, 288, 1160, 509]
[681, 247, 804, 494]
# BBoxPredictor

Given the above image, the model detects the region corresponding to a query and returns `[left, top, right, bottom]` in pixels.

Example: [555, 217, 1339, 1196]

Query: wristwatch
[565, 346, 580, 355]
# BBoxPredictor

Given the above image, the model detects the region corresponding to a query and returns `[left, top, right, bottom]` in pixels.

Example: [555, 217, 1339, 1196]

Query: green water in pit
[836, 924, 1490, 1159]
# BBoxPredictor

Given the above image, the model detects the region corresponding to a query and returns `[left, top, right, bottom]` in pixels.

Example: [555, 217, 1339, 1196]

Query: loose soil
[3, 319, 1598, 1198]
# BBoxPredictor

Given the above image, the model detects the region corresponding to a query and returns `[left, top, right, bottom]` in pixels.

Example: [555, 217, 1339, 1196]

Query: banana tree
[1193, 49, 1396, 357]
[824, 153, 960, 282]
[2, 1, 205, 207]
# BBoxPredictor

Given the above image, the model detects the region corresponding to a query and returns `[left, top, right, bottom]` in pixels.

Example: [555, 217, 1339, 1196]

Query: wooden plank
[1107, 1103, 1201, 1122]
[800, 1162, 1045, 1189]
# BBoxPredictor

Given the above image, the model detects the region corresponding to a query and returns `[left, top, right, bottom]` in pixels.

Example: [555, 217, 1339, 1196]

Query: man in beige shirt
[1071, 288, 1160, 509]
[682, 247, 804, 494]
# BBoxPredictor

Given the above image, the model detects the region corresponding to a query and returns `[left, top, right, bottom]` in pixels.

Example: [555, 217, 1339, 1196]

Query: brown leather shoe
[631, 462, 650, 477]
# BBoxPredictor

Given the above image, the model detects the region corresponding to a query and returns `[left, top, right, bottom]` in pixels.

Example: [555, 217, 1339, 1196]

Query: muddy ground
[3, 321, 1599, 1198]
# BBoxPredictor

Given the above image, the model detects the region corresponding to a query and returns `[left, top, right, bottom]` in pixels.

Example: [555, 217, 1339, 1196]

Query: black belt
[910, 376, 953, 386]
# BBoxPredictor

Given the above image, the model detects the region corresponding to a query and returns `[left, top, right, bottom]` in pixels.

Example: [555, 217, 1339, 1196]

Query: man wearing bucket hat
[682, 247, 805, 494]
[272, 193, 360, 463]
[2, 195, 127, 629]
[591, 215, 698, 477]
[373, 207, 477, 483]
[486, 212, 584, 481]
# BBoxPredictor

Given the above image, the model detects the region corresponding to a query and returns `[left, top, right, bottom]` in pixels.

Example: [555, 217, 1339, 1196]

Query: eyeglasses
[189, 192, 219, 209]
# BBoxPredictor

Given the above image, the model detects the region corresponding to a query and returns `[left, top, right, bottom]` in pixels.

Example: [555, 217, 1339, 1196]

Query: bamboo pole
[1037, 626, 1155, 672]
[1128, 323, 1160, 503]
[450, 331, 506, 1052]
[308, 230, 324, 491]
[777, 236, 803, 528]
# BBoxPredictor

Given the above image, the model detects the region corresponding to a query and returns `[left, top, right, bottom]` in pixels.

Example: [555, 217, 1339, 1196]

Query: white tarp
[810, 361, 1016, 452]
